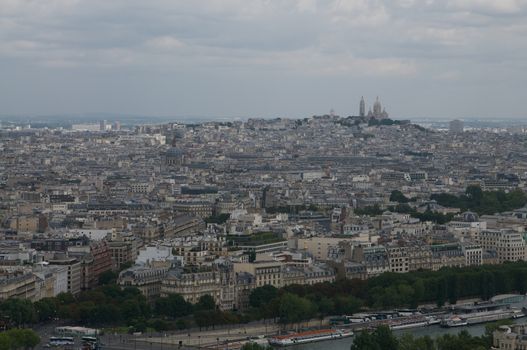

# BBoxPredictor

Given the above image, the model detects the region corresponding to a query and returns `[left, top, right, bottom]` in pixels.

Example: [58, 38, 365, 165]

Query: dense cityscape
[2, 97, 527, 349]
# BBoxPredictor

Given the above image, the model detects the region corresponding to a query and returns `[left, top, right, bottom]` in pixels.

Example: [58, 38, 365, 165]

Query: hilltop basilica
[359, 96, 389, 119]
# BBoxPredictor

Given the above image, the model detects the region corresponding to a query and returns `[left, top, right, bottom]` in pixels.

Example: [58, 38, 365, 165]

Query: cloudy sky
[1, 0, 526, 120]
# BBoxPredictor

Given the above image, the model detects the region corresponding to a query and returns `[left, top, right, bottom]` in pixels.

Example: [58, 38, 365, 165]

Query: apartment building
[0, 269, 36, 300]
[161, 267, 221, 304]
[477, 230, 527, 263]
[108, 234, 140, 270]
[118, 265, 169, 299]
[297, 236, 352, 261]
[461, 243, 483, 266]
[48, 256, 81, 295]
[233, 261, 283, 288]
[493, 324, 527, 350]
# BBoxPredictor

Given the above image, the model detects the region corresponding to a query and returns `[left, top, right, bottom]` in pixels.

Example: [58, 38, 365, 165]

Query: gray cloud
[1, 0, 526, 118]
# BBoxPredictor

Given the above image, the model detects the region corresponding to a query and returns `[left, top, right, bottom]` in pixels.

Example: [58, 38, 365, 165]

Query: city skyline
[3, 2, 527, 347]
[1, 1, 527, 119]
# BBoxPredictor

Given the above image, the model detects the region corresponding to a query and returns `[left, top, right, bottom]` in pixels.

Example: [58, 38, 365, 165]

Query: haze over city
[2, 0, 527, 119]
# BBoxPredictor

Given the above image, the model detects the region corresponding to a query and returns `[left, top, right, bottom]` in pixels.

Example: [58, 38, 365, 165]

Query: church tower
[359, 96, 366, 117]
[373, 96, 382, 117]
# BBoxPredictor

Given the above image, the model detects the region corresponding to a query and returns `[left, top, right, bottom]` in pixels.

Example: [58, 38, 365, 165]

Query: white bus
[49, 337, 75, 346]
[55, 326, 98, 337]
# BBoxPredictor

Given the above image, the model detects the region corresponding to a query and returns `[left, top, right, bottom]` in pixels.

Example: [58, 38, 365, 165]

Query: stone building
[118, 265, 169, 299]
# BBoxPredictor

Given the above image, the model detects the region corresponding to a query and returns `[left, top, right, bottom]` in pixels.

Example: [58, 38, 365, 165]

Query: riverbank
[133, 295, 527, 349]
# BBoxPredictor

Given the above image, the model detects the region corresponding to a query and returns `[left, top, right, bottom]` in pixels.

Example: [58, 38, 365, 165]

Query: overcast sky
[1, 0, 526, 120]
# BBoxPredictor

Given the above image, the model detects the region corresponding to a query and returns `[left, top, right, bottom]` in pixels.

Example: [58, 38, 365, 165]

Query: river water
[285, 318, 526, 350]
[286, 297, 527, 350]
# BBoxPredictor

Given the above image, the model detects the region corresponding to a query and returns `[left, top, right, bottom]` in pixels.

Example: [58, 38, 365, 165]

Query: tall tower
[373, 96, 382, 118]
[449, 119, 464, 133]
[359, 97, 365, 117]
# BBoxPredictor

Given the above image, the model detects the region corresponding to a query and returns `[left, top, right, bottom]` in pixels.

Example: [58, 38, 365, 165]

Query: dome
[462, 211, 479, 222]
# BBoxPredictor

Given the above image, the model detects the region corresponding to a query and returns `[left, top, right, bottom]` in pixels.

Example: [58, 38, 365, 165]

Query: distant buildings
[70, 121, 121, 132]
[3, 109, 527, 313]
[71, 123, 100, 132]
[449, 119, 464, 133]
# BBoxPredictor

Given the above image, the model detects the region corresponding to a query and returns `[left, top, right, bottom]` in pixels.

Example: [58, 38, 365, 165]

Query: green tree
[412, 280, 425, 307]
[249, 285, 278, 308]
[335, 296, 361, 315]
[375, 325, 399, 350]
[56, 292, 75, 305]
[155, 294, 193, 318]
[34, 298, 57, 322]
[465, 185, 483, 203]
[436, 278, 447, 307]
[194, 310, 217, 330]
[0, 299, 35, 326]
[4, 328, 40, 349]
[93, 303, 120, 324]
[0, 333, 12, 350]
[435, 331, 487, 350]
[98, 270, 117, 285]
[480, 271, 495, 300]
[195, 294, 216, 311]
[390, 190, 410, 203]
[447, 274, 459, 305]
[316, 297, 335, 316]
[350, 330, 382, 350]
[148, 318, 170, 331]
[431, 186, 527, 215]
[354, 205, 383, 216]
[77, 301, 96, 324]
[514, 269, 527, 294]
[278, 293, 315, 324]
[120, 299, 143, 322]
[397, 284, 416, 307]
[398, 333, 434, 350]
[204, 213, 230, 224]
[241, 343, 271, 350]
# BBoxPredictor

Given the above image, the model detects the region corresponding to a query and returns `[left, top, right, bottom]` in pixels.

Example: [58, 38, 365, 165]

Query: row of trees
[354, 203, 454, 224]
[0, 286, 150, 329]
[204, 213, 230, 224]
[0, 285, 251, 332]
[368, 118, 406, 127]
[350, 322, 509, 350]
[247, 261, 527, 323]
[4, 262, 527, 332]
[358, 186, 527, 223]
[390, 190, 416, 203]
[431, 185, 527, 215]
[365, 261, 527, 308]
[248, 284, 361, 325]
